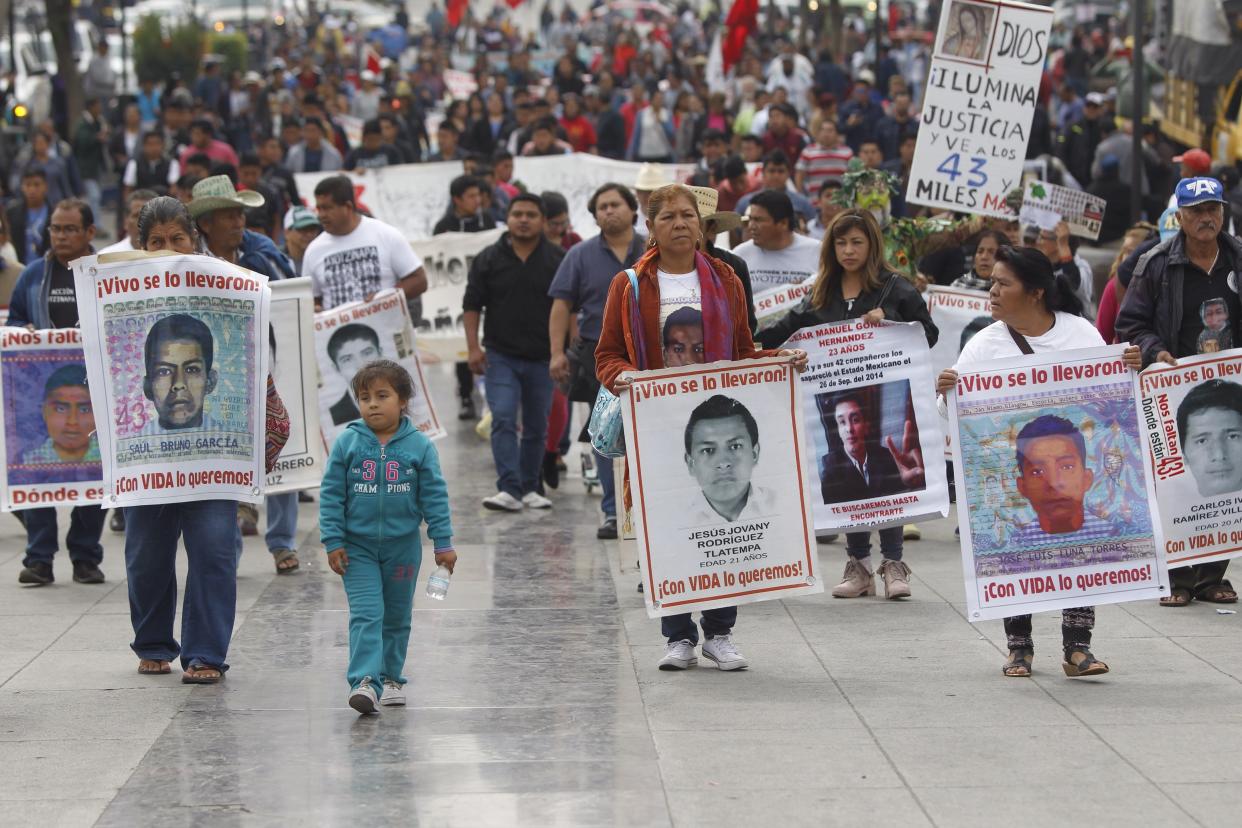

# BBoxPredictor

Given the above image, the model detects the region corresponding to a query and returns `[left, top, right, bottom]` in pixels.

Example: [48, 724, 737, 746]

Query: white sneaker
[701, 635, 749, 671]
[482, 492, 523, 511]
[521, 491, 553, 509]
[349, 677, 379, 714]
[380, 679, 406, 706]
[658, 639, 698, 671]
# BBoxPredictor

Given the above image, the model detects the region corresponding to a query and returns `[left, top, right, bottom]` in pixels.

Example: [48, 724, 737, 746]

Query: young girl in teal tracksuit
[320, 360, 456, 715]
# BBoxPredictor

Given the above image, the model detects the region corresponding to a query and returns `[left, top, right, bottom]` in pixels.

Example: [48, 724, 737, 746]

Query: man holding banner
[1117, 177, 1242, 607]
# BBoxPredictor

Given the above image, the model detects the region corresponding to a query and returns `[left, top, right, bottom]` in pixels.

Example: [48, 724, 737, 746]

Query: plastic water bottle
[425, 565, 452, 600]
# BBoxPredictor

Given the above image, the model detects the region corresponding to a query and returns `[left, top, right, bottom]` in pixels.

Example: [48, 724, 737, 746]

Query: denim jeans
[124, 500, 239, 671]
[484, 351, 553, 498]
[845, 526, 904, 561]
[596, 448, 616, 519]
[265, 492, 298, 551]
[662, 607, 737, 644]
[21, 506, 105, 568]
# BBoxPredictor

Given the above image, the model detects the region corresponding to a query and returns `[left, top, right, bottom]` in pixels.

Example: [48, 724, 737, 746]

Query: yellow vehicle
[1159, 68, 1242, 164]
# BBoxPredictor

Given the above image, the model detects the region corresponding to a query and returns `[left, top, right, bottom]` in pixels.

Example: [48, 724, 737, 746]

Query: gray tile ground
[1, 367, 1239, 827]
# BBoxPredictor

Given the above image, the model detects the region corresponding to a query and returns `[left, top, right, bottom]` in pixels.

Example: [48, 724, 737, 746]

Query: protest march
[5, 0, 1242, 823]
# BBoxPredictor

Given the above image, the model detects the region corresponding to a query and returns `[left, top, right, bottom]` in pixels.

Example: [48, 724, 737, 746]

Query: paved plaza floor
[2, 368, 1241, 827]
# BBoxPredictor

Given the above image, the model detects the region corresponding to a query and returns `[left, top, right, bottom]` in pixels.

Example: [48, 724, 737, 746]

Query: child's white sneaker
[349, 677, 379, 714]
[380, 679, 406, 706]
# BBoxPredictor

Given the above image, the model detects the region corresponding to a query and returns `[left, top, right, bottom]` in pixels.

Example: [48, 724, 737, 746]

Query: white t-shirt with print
[303, 215, 424, 310]
[732, 234, 822, 292]
[658, 268, 704, 366]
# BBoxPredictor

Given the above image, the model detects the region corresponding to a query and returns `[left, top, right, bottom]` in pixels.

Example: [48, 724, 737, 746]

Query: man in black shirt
[8, 198, 107, 586]
[343, 119, 405, 170]
[463, 194, 565, 512]
[258, 135, 301, 209]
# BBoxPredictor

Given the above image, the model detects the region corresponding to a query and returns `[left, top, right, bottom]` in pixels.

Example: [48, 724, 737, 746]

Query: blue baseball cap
[1157, 206, 1181, 241]
[1175, 177, 1227, 208]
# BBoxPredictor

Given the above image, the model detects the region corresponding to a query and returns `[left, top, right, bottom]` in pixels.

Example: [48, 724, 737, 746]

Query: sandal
[271, 548, 300, 575]
[1062, 646, 1109, 677]
[137, 659, 170, 675]
[1002, 647, 1033, 678]
[181, 664, 224, 684]
[1196, 583, 1238, 604]
[1160, 588, 1193, 607]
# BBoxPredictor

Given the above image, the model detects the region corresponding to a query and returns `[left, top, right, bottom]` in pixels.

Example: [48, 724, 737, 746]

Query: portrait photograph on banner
[410, 228, 502, 361]
[313, 288, 444, 446]
[950, 345, 1168, 621]
[0, 328, 103, 511]
[621, 357, 822, 618]
[1138, 350, 1242, 570]
[73, 253, 271, 507]
[266, 278, 324, 494]
[783, 320, 948, 533]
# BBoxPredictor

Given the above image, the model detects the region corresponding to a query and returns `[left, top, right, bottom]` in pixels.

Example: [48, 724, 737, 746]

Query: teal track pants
[342, 541, 423, 691]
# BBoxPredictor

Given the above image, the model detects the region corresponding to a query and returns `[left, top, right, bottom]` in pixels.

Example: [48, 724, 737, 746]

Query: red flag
[447, 0, 468, 27]
[722, 0, 759, 73]
[505, 0, 524, 7]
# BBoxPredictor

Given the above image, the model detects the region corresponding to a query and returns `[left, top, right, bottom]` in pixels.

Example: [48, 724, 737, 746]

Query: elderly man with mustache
[1117, 174, 1242, 608]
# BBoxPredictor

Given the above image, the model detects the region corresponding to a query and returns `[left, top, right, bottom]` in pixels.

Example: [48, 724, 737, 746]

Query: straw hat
[687, 185, 742, 233]
[634, 163, 671, 192]
[188, 175, 265, 218]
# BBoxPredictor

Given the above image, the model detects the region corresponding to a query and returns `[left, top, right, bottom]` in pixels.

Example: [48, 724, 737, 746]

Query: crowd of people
[3, 1, 1241, 710]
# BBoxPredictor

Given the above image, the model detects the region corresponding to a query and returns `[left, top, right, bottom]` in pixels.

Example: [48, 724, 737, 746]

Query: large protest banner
[925, 285, 993, 377]
[294, 155, 693, 243]
[313, 289, 444, 446]
[621, 357, 823, 617]
[0, 327, 103, 511]
[950, 345, 1168, 621]
[74, 254, 271, 507]
[753, 279, 814, 328]
[782, 320, 949, 532]
[409, 227, 503, 361]
[267, 278, 324, 493]
[1138, 350, 1242, 569]
[908, 0, 1054, 217]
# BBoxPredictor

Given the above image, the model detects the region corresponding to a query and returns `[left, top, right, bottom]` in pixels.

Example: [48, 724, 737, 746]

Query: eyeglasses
[49, 224, 84, 235]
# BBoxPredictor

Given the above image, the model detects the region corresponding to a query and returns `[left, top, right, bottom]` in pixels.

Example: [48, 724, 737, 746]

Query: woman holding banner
[758, 209, 937, 601]
[595, 183, 806, 673]
[936, 246, 1142, 678]
[123, 196, 290, 684]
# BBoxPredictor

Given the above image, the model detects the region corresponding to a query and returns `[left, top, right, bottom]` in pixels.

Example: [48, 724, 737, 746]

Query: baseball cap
[1174, 176, 1228, 208]
[1172, 148, 1212, 175]
[284, 205, 321, 231]
[1157, 206, 1181, 240]
[1085, 92, 1105, 106]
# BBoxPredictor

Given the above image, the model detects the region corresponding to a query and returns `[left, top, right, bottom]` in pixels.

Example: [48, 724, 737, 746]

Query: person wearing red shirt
[761, 103, 808, 165]
[558, 94, 597, 153]
[178, 119, 240, 169]
[619, 84, 647, 144]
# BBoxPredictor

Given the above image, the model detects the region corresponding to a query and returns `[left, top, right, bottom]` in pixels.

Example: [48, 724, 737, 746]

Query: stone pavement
[1, 367, 1240, 827]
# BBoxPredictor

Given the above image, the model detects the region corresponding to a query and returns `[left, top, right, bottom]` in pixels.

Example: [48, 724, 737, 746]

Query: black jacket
[1116, 231, 1242, 366]
[464, 116, 516, 157]
[433, 211, 497, 235]
[706, 242, 758, 334]
[462, 233, 565, 360]
[5, 199, 49, 265]
[820, 442, 907, 506]
[756, 271, 938, 349]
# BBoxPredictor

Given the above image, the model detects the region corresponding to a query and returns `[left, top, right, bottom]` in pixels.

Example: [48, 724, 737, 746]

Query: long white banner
[409, 228, 502, 361]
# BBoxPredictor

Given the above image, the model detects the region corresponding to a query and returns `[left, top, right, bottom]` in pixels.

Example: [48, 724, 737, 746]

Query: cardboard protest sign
[313, 289, 444, 446]
[1019, 180, 1106, 240]
[74, 254, 271, 507]
[0, 328, 103, 510]
[753, 278, 814, 326]
[409, 228, 503, 361]
[783, 320, 949, 532]
[908, 0, 1054, 216]
[621, 358, 823, 618]
[266, 278, 324, 493]
[926, 285, 993, 458]
[1139, 351, 1242, 569]
[950, 345, 1168, 621]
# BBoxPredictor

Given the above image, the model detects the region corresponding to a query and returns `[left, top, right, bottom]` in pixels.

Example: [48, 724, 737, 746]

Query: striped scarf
[629, 247, 735, 370]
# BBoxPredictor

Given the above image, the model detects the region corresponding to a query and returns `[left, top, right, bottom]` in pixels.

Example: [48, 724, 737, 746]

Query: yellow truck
[1156, 0, 1242, 163]
[1159, 69, 1242, 165]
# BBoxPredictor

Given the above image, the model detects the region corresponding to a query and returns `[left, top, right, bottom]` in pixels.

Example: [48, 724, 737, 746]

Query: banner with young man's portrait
[73, 254, 271, 507]
[313, 289, 444, 447]
[950, 345, 1169, 621]
[1138, 350, 1242, 569]
[620, 357, 823, 618]
[266, 278, 324, 493]
[783, 320, 949, 533]
[0, 328, 103, 510]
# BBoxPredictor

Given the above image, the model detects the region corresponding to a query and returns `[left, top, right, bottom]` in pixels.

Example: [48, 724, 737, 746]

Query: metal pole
[121, 2, 129, 96]
[1131, 0, 1144, 224]
[8, 0, 15, 75]
[874, 0, 882, 72]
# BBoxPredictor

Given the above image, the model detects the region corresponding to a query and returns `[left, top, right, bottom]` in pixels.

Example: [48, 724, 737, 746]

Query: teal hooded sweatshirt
[320, 417, 453, 556]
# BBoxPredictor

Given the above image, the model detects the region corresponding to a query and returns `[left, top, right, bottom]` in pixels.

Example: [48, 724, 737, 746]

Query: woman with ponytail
[595, 183, 806, 674]
[937, 245, 1142, 679]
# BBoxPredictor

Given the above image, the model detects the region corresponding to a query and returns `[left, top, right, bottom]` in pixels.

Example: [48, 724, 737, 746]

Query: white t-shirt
[303, 215, 423, 310]
[955, 312, 1105, 368]
[658, 268, 704, 366]
[733, 234, 822, 293]
[98, 236, 138, 256]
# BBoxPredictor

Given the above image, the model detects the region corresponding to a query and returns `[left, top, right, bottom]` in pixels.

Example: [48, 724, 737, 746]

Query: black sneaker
[18, 561, 53, 585]
[542, 451, 560, 490]
[72, 561, 105, 584]
[597, 518, 618, 540]
[109, 510, 125, 532]
[297, 490, 315, 503]
[458, 397, 477, 421]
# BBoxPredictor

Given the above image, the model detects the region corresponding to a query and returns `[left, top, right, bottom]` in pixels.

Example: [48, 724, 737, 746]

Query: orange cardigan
[594, 253, 778, 393]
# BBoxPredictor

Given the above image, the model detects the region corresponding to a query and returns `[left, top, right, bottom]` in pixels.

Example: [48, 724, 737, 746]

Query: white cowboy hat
[634, 163, 671, 192]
